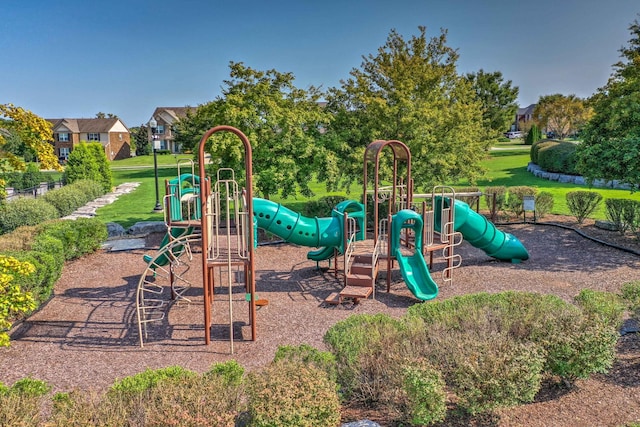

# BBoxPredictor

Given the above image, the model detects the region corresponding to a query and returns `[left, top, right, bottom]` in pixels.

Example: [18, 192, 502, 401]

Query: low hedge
[0, 180, 105, 235]
[0, 218, 107, 328]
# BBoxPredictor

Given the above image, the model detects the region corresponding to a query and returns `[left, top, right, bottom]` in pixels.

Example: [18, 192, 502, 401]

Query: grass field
[97, 147, 640, 228]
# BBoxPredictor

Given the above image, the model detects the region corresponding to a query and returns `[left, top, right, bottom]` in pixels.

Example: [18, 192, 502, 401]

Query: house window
[160, 140, 167, 150]
[58, 133, 69, 142]
[88, 133, 100, 141]
[59, 147, 70, 160]
[157, 125, 165, 134]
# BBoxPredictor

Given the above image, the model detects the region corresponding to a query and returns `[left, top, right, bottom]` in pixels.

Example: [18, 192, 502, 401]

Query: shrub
[621, 281, 640, 320]
[535, 191, 554, 218]
[530, 139, 548, 164]
[605, 198, 631, 235]
[323, 313, 405, 401]
[0, 197, 58, 235]
[407, 291, 620, 384]
[400, 360, 447, 425]
[0, 378, 49, 427]
[575, 289, 625, 329]
[71, 179, 105, 201]
[0, 255, 36, 347]
[566, 191, 603, 224]
[21, 164, 45, 190]
[455, 186, 480, 208]
[1, 250, 61, 307]
[34, 218, 107, 260]
[274, 343, 338, 384]
[246, 359, 341, 427]
[42, 184, 87, 216]
[525, 124, 542, 146]
[483, 186, 507, 217]
[303, 195, 348, 217]
[87, 143, 113, 192]
[109, 366, 197, 397]
[537, 141, 578, 174]
[506, 186, 537, 217]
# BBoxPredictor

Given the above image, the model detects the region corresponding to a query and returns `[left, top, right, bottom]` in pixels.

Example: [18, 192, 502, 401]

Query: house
[514, 104, 536, 131]
[48, 118, 131, 161]
[147, 107, 195, 153]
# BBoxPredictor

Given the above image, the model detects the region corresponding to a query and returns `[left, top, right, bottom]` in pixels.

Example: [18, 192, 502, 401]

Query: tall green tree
[576, 16, 640, 188]
[174, 62, 336, 199]
[325, 26, 488, 190]
[533, 94, 592, 140]
[130, 125, 150, 156]
[466, 69, 519, 139]
[63, 142, 112, 191]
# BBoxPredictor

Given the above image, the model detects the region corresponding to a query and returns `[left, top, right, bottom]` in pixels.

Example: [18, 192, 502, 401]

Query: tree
[533, 94, 592, 140]
[576, 16, 640, 188]
[95, 112, 118, 119]
[466, 69, 519, 139]
[174, 62, 336, 200]
[63, 142, 100, 187]
[325, 26, 488, 189]
[130, 125, 150, 156]
[0, 104, 60, 172]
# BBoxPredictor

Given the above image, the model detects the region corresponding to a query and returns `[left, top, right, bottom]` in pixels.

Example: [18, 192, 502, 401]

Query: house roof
[151, 107, 196, 124]
[47, 118, 126, 133]
[517, 104, 536, 116]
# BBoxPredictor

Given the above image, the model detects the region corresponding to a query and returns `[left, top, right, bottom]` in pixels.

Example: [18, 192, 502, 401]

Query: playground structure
[136, 127, 529, 348]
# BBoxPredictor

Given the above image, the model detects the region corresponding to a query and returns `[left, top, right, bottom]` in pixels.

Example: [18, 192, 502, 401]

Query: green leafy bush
[42, 185, 87, 217]
[87, 143, 113, 192]
[323, 313, 405, 401]
[71, 179, 105, 201]
[506, 186, 537, 217]
[537, 141, 578, 174]
[535, 191, 554, 218]
[621, 281, 640, 321]
[0, 378, 50, 427]
[274, 343, 338, 384]
[525, 124, 542, 146]
[455, 186, 480, 208]
[483, 186, 507, 217]
[34, 218, 107, 260]
[605, 198, 631, 235]
[303, 195, 348, 217]
[400, 360, 447, 426]
[0, 197, 58, 235]
[246, 359, 341, 427]
[566, 191, 603, 224]
[575, 289, 625, 329]
[1, 250, 61, 307]
[109, 366, 197, 397]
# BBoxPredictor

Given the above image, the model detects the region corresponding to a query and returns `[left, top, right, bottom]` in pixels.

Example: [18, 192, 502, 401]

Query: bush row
[0, 179, 105, 235]
[0, 217, 107, 325]
[483, 186, 554, 219]
[4, 287, 637, 426]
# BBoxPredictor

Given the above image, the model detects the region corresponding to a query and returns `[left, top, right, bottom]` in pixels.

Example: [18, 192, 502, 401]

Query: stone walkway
[62, 182, 141, 220]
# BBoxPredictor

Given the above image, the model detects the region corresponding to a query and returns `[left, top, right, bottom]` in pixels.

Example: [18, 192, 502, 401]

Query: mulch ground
[1, 215, 640, 426]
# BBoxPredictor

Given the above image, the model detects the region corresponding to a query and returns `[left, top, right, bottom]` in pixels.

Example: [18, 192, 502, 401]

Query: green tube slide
[252, 198, 365, 261]
[390, 210, 439, 301]
[434, 196, 529, 262]
[143, 226, 193, 267]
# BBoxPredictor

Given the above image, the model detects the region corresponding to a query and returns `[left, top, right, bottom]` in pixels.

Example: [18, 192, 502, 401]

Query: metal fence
[5, 180, 64, 202]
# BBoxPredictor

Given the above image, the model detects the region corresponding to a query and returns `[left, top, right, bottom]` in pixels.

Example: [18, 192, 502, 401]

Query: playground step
[350, 263, 373, 275]
[346, 273, 374, 287]
[324, 292, 342, 305]
[339, 285, 373, 300]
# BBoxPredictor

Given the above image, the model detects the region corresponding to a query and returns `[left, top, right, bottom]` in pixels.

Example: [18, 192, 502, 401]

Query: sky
[1, 0, 638, 128]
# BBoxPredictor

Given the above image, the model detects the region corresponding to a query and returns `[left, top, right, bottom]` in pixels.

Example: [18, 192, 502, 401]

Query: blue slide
[391, 210, 439, 301]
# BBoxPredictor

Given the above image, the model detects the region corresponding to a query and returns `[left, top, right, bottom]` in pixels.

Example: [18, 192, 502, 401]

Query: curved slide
[434, 196, 529, 262]
[252, 198, 365, 261]
[391, 210, 439, 301]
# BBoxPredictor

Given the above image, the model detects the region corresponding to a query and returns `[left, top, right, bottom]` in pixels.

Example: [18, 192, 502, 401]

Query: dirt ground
[1, 215, 640, 426]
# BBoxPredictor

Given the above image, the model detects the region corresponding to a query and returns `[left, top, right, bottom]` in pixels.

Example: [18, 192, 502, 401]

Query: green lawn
[96, 149, 640, 227]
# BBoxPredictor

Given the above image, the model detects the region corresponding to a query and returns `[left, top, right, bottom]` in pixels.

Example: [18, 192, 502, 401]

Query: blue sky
[1, 0, 638, 127]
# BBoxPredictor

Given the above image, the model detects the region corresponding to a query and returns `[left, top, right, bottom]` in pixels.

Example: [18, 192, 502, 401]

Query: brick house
[48, 118, 131, 161]
[514, 104, 536, 131]
[147, 107, 195, 153]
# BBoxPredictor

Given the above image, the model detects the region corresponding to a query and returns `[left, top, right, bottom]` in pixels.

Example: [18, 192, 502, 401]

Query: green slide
[252, 198, 365, 261]
[391, 210, 439, 301]
[434, 196, 529, 262]
[143, 226, 193, 267]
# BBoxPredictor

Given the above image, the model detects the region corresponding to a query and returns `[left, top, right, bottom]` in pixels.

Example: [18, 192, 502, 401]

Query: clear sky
[1, 0, 638, 127]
